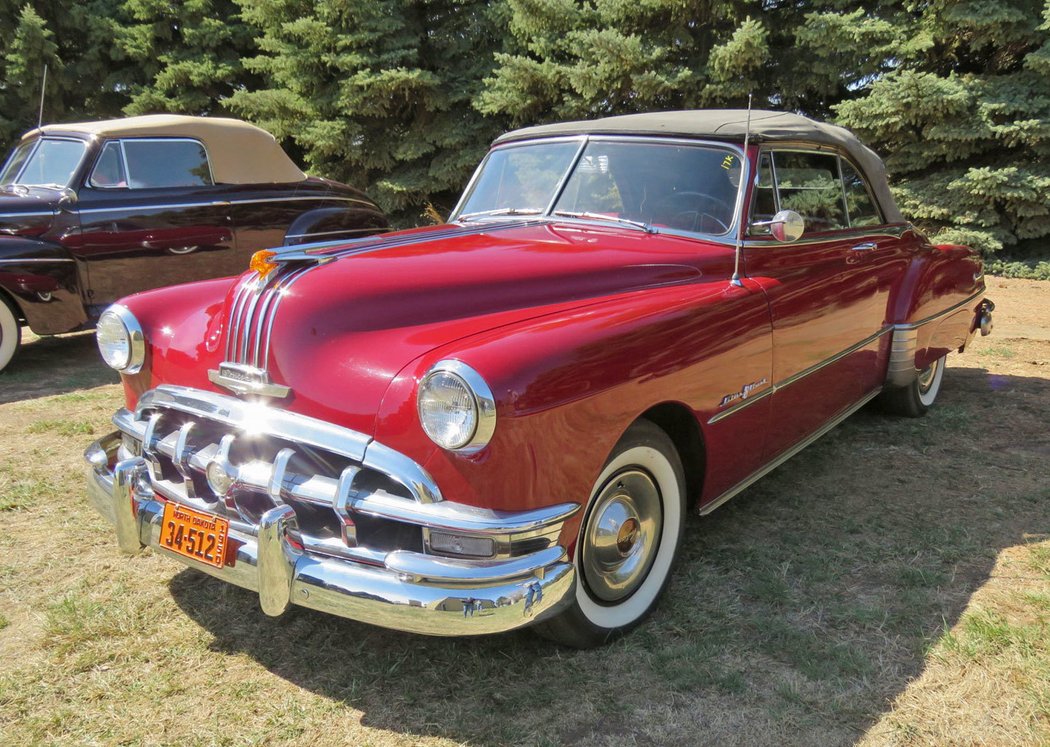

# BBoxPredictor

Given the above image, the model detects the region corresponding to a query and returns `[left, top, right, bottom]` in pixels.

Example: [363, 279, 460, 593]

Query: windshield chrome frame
[2, 136, 89, 188]
[450, 135, 750, 245]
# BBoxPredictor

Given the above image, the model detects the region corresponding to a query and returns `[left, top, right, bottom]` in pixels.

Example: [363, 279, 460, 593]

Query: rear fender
[0, 236, 87, 334]
[282, 206, 389, 246]
[886, 242, 984, 385]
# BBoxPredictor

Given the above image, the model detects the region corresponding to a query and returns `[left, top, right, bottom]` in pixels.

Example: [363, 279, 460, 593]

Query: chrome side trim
[284, 227, 379, 240]
[776, 326, 892, 391]
[0, 257, 75, 264]
[700, 387, 882, 515]
[0, 210, 55, 218]
[743, 223, 910, 247]
[76, 195, 373, 214]
[893, 290, 984, 330]
[708, 326, 892, 425]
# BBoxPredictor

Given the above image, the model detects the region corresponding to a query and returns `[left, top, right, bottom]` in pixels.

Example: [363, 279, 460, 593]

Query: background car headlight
[417, 360, 496, 452]
[96, 305, 146, 373]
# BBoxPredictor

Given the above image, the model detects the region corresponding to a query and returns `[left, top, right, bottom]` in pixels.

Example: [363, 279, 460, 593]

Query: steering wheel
[651, 191, 733, 234]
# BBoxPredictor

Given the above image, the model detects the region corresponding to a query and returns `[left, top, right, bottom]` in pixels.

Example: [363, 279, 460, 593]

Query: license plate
[159, 502, 229, 569]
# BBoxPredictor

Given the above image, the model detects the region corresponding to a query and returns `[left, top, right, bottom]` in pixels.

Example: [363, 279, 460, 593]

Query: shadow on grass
[0, 331, 118, 404]
[169, 367, 1050, 746]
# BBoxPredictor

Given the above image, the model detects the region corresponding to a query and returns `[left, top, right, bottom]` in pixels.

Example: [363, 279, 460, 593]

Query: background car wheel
[0, 293, 22, 373]
[535, 419, 686, 648]
[880, 354, 946, 417]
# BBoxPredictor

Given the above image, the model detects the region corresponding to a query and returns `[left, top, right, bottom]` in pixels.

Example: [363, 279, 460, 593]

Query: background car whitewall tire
[536, 419, 686, 648]
[0, 293, 21, 373]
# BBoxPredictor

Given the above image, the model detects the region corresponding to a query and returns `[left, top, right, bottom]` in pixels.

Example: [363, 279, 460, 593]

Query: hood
[216, 220, 732, 433]
[0, 188, 58, 236]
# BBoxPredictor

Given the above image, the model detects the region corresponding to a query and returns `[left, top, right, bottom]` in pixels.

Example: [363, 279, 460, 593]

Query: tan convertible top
[28, 114, 307, 184]
[494, 110, 903, 224]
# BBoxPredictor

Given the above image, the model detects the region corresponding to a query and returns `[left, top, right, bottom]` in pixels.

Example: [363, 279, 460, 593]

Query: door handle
[850, 242, 877, 251]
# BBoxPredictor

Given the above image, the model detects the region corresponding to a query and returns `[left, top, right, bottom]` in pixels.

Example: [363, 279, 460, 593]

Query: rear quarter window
[122, 139, 213, 188]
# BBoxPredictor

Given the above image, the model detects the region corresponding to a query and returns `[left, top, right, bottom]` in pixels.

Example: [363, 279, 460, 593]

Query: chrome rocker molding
[86, 433, 576, 636]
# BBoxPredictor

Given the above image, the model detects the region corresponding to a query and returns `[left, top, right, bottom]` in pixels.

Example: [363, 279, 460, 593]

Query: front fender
[373, 278, 774, 533]
[0, 236, 87, 335]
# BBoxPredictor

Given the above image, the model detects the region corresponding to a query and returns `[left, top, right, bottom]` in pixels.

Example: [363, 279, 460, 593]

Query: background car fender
[373, 279, 775, 548]
[282, 205, 389, 246]
[0, 236, 88, 335]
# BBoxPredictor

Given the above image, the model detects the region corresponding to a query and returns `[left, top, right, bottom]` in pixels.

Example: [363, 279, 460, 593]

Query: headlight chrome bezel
[96, 304, 146, 374]
[417, 359, 496, 453]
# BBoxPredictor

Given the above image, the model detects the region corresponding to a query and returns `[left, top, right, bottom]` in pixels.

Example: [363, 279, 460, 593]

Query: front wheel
[880, 354, 946, 417]
[535, 419, 686, 648]
[0, 294, 21, 373]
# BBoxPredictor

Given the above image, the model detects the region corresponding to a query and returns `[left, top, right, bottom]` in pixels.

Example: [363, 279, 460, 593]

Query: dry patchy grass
[0, 278, 1048, 746]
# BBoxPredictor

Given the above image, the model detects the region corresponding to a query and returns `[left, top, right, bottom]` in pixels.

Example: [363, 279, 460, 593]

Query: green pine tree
[119, 0, 256, 115]
[228, 0, 507, 223]
[835, 0, 1050, 259]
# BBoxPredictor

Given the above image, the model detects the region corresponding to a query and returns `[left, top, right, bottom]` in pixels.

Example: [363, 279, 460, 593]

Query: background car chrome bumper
[85, 433, 576, 636]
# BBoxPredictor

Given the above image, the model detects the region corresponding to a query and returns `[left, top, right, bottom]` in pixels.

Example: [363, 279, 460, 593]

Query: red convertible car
[85, 110, 993, 647]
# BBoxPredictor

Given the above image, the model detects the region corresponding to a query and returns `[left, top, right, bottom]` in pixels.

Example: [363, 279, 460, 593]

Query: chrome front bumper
[85, 432, 576, 636]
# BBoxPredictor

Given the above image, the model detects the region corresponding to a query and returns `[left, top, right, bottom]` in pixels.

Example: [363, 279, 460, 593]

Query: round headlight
[417, 360, 496, 453]
[96, 305, 145, 373]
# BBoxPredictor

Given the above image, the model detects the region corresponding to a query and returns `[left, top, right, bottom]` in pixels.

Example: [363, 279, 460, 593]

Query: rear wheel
[535, 420, 686, 648]
[880, 354, 946, 417]
[0, 294, 21, 373]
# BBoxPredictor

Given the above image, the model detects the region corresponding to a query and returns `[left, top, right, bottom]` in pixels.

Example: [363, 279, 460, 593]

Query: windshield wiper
[458, 207, 543, 221]
[552, 210, 656, 234]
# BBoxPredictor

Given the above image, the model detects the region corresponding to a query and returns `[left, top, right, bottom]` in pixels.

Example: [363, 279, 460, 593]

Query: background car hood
[217, 220, 728, 435]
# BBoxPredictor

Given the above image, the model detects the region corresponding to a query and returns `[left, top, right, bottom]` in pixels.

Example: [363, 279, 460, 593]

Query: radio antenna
[37, 63, 48, 129]
[730, 93, 753, 288]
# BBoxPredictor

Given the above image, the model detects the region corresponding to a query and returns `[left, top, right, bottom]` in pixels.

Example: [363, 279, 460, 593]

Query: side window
[772, 151, 847, 232]
[89, 141, 128, 188]
[749, 152, 778, 235]
[841, 160, 882, 227]
[122, 139, 213, 188]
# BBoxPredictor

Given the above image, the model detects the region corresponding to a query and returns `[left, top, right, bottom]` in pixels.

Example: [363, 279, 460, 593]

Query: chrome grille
[111, 386, 577, 564]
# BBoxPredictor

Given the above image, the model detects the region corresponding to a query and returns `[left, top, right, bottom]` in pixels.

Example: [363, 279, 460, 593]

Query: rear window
[122, 139, 213, 188]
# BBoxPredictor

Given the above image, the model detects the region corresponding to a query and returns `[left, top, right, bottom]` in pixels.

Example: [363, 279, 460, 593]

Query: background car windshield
[1, 138, 86, 187]
[458, 139, 742, 235]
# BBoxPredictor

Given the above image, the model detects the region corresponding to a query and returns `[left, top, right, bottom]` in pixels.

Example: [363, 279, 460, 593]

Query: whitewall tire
[880, 354, 947, 417]
[0, 295, 21, 373]
[536, 419, 686, 648]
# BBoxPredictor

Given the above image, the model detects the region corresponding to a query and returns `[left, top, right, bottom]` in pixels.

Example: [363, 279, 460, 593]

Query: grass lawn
[0, 278, 1047, 746]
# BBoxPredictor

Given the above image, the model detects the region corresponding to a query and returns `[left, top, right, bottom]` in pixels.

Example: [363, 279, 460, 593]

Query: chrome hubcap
[582, 469, 662, 603]
[917, 358, 939, 393]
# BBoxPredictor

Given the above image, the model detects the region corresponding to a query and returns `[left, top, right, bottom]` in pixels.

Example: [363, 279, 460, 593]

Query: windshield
[0, 138, 87, 188]
[456, 139, 743, 236]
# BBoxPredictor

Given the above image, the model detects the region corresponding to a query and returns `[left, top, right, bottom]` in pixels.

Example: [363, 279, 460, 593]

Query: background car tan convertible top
[492, 109, 904, 225]
[26, 114, 307, 185]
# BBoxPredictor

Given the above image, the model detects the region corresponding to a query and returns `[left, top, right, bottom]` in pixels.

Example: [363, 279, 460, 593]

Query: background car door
[67, 138, 236, 307]
[744, 149, 909, 459]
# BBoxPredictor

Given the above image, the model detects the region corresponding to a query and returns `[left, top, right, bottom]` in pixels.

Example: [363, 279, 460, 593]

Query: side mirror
[752, 209, 805, 243]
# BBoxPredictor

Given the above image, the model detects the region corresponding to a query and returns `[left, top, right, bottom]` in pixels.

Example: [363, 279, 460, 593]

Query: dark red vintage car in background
[0, 115, 387, 372]
[85, 110, 994, 647]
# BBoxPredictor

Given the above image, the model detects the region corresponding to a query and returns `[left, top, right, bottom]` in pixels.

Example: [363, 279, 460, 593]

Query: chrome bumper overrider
[86, 432, 576, 636]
